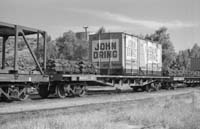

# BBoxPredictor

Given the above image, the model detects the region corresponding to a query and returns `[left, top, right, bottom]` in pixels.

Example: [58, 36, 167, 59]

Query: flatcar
[0, 21, 49, 100]
[0, 22, 200, 101]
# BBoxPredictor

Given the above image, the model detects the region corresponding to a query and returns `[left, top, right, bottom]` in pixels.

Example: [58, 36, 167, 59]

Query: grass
[1, 92, 200, 129]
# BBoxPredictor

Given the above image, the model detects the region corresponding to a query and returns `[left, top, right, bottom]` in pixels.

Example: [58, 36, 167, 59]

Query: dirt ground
[0, 87, 198, 114]
[0, 88, 200, 129]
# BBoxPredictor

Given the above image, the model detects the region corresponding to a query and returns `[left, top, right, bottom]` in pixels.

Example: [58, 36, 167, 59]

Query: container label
[92, 39, 119, 62]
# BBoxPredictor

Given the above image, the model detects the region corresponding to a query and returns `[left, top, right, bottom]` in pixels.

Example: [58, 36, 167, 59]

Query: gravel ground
[0, 87, 200, 129]
[0, 87, 199, 114]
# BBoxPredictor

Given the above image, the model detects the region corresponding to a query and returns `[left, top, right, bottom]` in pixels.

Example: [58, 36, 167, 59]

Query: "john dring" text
[93, 42, 118, 59]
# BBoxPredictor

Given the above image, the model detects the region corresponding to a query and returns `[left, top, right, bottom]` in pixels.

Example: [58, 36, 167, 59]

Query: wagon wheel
[0, 93, 8, 101]
[154, 83, 161, 91]
[38, 85, 49, 99]
[145, 85, 153, 92]
[19, 92, 29, 100]
[171, 83, 177, 90]
[74, 85, 86, 97]
[186, 83, 192, 87]
[56, 85, 66, 98]
[0, 87, 9, 101]
[18, 87, 29, 101]
[132, 87, 138, 92]
[166, 82, 172, 90]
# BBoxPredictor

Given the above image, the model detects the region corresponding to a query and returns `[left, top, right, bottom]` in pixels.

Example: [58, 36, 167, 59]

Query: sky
[0, 0, 199, 51]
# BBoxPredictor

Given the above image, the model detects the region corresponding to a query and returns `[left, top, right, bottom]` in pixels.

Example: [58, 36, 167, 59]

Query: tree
[35, 35, 58, 61]
[56, 31, 77, 59]
[18, 40, 25, 51]
[190, 43, 200, 58]
[74, 45, 88, 60]
[96, 27, 106, 34]
[175, 49, 190, 70]
[56, 31, 88, 60]
[47, 35, 52, 43]
[145, 27, 176, 72]
[175, 44, 200, 71]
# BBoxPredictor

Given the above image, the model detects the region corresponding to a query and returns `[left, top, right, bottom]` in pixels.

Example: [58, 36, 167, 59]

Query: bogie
[56, 85, 66, 98]
[0, 86, 29, 101]
[52, 83, 87, 98]
[68, 84, 87, 97]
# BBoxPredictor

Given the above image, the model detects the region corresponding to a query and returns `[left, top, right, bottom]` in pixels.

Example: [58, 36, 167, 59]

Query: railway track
[0, 86, 199, 115]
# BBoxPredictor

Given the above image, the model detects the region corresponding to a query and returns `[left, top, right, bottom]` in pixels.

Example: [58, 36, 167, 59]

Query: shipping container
[89, 32, 162, 75]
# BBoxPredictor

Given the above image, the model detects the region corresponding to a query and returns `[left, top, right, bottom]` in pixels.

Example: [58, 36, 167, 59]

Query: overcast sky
[0, 0, 199, 51]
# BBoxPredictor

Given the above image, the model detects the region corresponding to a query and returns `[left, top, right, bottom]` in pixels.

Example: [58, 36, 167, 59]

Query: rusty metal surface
[0, 21, 46, 76]
[0, 73, 49, 83]
[0, 21, 45, 36]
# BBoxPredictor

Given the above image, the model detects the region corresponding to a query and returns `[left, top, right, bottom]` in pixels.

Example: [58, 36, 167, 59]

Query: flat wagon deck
[46, 73, 200, 98]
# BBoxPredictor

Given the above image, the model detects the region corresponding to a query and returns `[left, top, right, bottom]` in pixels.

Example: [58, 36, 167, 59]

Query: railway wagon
[1, 21, 200, 101]
[89, 32, 162, 76]
[0, 21, 49, 100]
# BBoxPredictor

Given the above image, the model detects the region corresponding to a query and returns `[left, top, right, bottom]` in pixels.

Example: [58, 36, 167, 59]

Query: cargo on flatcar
[89, 32, 162, 76]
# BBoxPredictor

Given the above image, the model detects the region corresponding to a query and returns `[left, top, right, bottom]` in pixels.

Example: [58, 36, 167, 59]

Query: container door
[138, 39, 147, 75]
[125, 35, 138, 75]
[147, 41, 155, 75]
[157, 44, 162, 75]
[147, 41, 161, 75]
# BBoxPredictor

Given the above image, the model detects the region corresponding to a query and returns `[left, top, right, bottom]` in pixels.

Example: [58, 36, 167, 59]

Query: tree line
[145, 27, 200, 72]
[40, 26, 200, 72]
[0, 27, 199, 73]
